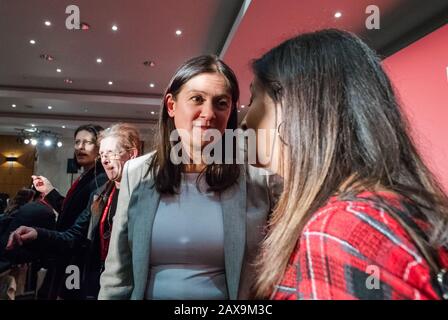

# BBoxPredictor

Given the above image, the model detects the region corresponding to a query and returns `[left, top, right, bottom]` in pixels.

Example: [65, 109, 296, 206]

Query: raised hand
[31, 175, 55, 196]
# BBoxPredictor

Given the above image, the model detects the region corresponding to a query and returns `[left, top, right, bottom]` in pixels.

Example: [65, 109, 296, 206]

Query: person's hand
[5, 226, 38, 250]
[32, 175, 54, 196]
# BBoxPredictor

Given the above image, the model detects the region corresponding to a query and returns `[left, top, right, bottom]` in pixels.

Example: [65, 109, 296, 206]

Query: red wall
[383, 24, 448, 192]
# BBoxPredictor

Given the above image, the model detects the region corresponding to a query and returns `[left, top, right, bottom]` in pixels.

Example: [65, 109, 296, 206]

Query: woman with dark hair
[31, 123, 107, 299]
[99, 55, 273, 300]
[7, 123, 141, 299]
[245, 29, 448, 300]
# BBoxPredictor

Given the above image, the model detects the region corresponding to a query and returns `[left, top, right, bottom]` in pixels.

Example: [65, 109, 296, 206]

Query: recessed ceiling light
[151, 111, 155, 115]
[334, 12, 342, 18]
[12, 104, 16, 108]
[56, 68, 62, 73]
[48, 105, 53, 110]
[44, 139, 52, 147]
[31, 124, 35, 127]
[44, 20, 52, 26]
[238, 110, 241, 113]
[241, 105, 245, 109]
[62, 125, 66, 129]
[112, 25, 118, 31]
[108, 81, 113, 85]
[57, 141, 63, 148]
[149, 83, 155, 88]
[64, 78, 73, 84]
[175, 29, 182, 36]
[31, 139, 38, 146]
[29, 39, 36, 45]
[96, 58, 102, 63]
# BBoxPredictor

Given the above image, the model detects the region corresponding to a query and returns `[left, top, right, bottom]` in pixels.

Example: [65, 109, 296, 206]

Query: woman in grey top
[98, 55, 274, 300]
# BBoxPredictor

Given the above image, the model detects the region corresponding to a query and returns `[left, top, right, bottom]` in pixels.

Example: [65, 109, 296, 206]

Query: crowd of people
[1, 29, 447, 300]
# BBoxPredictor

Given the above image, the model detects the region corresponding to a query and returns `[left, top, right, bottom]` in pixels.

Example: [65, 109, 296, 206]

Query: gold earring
[277, 121, 288, 145]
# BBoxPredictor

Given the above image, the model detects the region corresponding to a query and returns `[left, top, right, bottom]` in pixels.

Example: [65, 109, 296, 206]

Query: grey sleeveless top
[145, 173, 228, 299]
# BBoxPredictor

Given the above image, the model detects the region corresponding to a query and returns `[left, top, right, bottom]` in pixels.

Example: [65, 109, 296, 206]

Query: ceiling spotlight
[96, 58, 102, 63]
[108, 81, 113, 85]
[31, 124, 35, 127]
[56, 68, 62, 73]
[29, 39, 36, 45]
[149, 83, 155, 88]
[57, 141, 63, 148]
[31, 139, 38, 146]
[44, 20, 52, 26]
[48, 105, 53, 110]
[151, 111, 155, 115]
[175, 30, 182, 36]
[44, 139, 52, 147]
[64, 78, 73, 84]
[24, 139, 30, 145]
[241, 105, 245, 109]
[112, 25, 118, 31]
[62, 125, 66, 129]
[238, 110, 241, 113]
[12, 104, 16, 108]
[334, 12, 342, 18]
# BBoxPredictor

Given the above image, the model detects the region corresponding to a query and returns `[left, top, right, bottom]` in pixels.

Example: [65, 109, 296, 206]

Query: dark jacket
[38, 162, 107, 300]
[46, 163, 107, 232]
[35, 182, 113, 299]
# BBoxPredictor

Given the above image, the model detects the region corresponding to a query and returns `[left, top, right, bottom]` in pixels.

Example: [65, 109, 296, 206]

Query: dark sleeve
[44, 188, 66, 214]
[34, 194, 94, 254]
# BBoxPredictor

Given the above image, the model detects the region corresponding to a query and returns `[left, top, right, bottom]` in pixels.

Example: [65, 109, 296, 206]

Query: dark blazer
[36, 182, 112, 299]
[38, 162, 107, 299]
[45, 161, 107, 231]
[99, 152, 273, 300]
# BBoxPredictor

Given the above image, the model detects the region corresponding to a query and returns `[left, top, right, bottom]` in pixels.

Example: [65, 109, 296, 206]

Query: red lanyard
[99, 186, 116, 261]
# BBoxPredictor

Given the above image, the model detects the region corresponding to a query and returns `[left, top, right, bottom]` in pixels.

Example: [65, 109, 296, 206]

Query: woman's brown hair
[252, 29, 448, 298]
[149, 55, 240, 194]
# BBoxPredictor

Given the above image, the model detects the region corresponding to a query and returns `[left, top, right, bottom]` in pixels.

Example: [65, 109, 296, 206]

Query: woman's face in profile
[99, 136, 134, 182]
[244, 78, 282, 174]
[165, 72, 233, 155]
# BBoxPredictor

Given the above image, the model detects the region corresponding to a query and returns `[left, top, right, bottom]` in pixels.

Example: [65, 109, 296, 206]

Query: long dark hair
[253, 29, 448, 297]
[150, 55, 240, 194]
[4, 188, 35, 215]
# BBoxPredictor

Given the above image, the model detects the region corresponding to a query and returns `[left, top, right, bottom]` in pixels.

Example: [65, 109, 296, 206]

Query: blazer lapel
[221, 165, 247, 299]
[132, 163, 160, 298]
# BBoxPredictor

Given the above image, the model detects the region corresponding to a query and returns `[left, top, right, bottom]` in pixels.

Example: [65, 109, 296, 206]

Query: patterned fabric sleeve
[273, 198, 445, 300]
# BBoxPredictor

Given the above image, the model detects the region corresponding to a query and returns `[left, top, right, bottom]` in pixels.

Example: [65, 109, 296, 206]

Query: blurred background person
[30, 124, 107, 299]
[7, 123, 141, 299]
[0, 188, 55, 299]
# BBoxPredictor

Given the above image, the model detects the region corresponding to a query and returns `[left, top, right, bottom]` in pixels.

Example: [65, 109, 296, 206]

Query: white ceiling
[0, 0, 446, 139]
[0, 0, 243, 137]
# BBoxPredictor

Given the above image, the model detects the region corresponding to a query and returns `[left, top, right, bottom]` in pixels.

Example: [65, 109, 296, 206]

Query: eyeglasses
[75, 139, 95, 147]
[98, 150, 125, 161]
